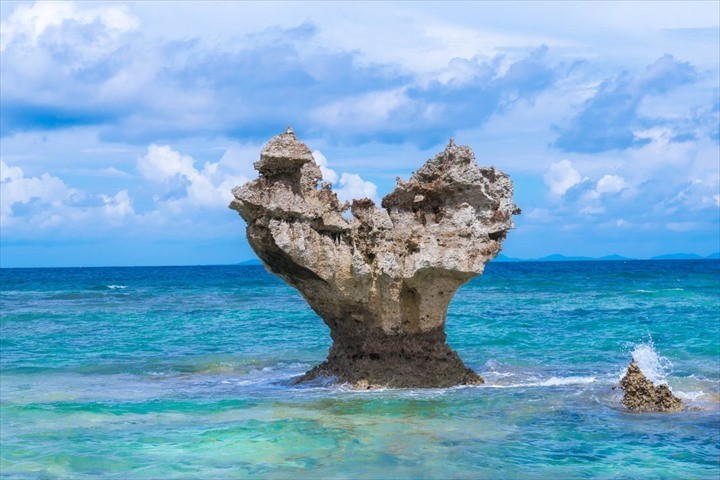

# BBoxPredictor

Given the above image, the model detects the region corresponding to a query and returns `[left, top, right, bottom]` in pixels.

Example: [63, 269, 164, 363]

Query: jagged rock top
[231, 128, 519, 286]
[382, 140, 519, 240]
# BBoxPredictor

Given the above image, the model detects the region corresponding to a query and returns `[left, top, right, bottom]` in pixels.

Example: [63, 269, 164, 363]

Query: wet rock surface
[230, 128, 519, 388]
[619, 359, 684, 412]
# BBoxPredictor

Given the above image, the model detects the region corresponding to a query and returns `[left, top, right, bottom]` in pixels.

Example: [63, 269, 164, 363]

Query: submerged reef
[230, 127, 519, 388]
[619, 359, 684, 412]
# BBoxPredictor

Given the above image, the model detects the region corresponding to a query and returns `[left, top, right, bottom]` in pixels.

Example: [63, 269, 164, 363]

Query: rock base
[619, 359, 684, 412]
[295, 330, 483, 388]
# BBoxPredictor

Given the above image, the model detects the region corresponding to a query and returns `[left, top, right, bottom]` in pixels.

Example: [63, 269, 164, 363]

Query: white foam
[484, 376, 596, 388]
[107, 285, 127, 290]
[483, 359, 503, 370]
[630, 288, 683, 293]
[629, 341, 672, 385]
[689, 374, 720, 384]
[535, 376, 596, 387]
[484, 371, 515, 378]
[675, 390, 706, 401]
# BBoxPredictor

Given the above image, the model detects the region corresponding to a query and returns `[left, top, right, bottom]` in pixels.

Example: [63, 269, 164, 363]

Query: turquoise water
[1, 260, 719, 479]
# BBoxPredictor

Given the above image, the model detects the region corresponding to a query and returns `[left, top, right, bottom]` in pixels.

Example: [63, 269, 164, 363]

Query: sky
[0, 1, 718, 267]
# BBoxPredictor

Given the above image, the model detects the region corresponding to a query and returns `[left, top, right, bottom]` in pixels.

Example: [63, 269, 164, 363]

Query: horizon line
[1, 252, 718, 270]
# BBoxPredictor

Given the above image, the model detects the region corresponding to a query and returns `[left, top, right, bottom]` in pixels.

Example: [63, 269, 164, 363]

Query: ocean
[1, 260, 718, 479]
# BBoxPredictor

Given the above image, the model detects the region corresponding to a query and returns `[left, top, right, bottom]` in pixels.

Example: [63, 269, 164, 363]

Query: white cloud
[1, 142, 258, 237]
[0, 1, 717, 262]
[101, 190, 133, 218]
[579, 205, 606, 216]
[661, 175, 720, 213]
[544, 159, 582, 196]
[309, 150, 379, 204]
[0, 158, 142, 233]
[311, 88, 409, 130]
[126, 1, 719, 75]
[627, 127, 708, 180]
[312, 149, 338, 184]
[536, 137, 718, 241]
[582, 174, 628, 202]
[137, 145, 196, 182]
[0, 160, 23, 182]
[137, 143, 253, 211]
[0, 159, 79, 226]
[217, 143, 263, 181]
[595, 174, 626, 194]
[0, 0, 148, 135]
[0, 0, 138, 52]
[335, 173, 379, 204]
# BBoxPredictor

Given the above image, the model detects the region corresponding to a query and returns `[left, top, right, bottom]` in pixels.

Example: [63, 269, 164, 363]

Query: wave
[47, 285, 131, 299]
[688, 373, 720, 384]
[629, 288, 685, 294]
[48, 292, 126, 300]
[669, 374, 720, 404]
[141, 360, 312, 382]
[482, 375, 596, 389]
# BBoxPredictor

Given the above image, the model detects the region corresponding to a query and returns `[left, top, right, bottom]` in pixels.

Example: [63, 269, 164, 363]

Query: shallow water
[1, 260, 719, 478]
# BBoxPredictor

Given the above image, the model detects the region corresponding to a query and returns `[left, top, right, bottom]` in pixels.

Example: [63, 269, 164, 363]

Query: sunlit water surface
[1, 261, 719, 479]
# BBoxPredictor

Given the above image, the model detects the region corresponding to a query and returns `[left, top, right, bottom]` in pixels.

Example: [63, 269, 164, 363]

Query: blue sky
[1, 1, 718, 267]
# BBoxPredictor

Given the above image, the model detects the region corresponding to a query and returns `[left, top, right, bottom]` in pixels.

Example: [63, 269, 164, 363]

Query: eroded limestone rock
[619, 359, 684, 412]
[230, 127, 519, 388]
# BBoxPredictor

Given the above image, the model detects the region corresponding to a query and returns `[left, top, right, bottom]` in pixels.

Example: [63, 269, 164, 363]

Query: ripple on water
[1, 262, 718, 479]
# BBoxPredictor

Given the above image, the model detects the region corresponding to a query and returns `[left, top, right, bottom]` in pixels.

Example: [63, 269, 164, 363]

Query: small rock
[354, 379, 370, 390]
[619, 359, 684, 412]
[352, 379, 382, 390]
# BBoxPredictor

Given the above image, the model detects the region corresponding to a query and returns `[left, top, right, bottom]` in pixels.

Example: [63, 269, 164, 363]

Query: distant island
[236, 259, 264, 265]
[494, 253, 720, 262]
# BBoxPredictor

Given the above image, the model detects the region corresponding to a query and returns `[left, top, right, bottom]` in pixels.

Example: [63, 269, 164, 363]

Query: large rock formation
[230, 127, 519, 388]
[619, 359, 684, 412]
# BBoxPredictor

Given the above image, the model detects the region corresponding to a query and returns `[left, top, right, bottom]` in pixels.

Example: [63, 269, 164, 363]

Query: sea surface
[1, 260, 719, 479]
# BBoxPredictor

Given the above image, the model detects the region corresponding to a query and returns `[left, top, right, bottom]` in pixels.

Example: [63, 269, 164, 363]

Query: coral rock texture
[230, 127, 519, 388]
[619, 359, 684, 412]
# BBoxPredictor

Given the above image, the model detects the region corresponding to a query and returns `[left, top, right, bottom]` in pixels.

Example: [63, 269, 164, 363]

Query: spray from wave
[628, 339, 673, 385]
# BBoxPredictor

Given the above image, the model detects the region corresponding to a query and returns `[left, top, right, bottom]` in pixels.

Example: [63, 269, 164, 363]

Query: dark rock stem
[296, 329, 482, 388]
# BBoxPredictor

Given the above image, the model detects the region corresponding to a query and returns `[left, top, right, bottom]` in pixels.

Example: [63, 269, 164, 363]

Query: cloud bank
[0, 1, 718, 266]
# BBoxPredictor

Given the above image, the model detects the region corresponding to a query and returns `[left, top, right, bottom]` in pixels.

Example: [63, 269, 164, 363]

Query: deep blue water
[1, 260, 719, 478]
